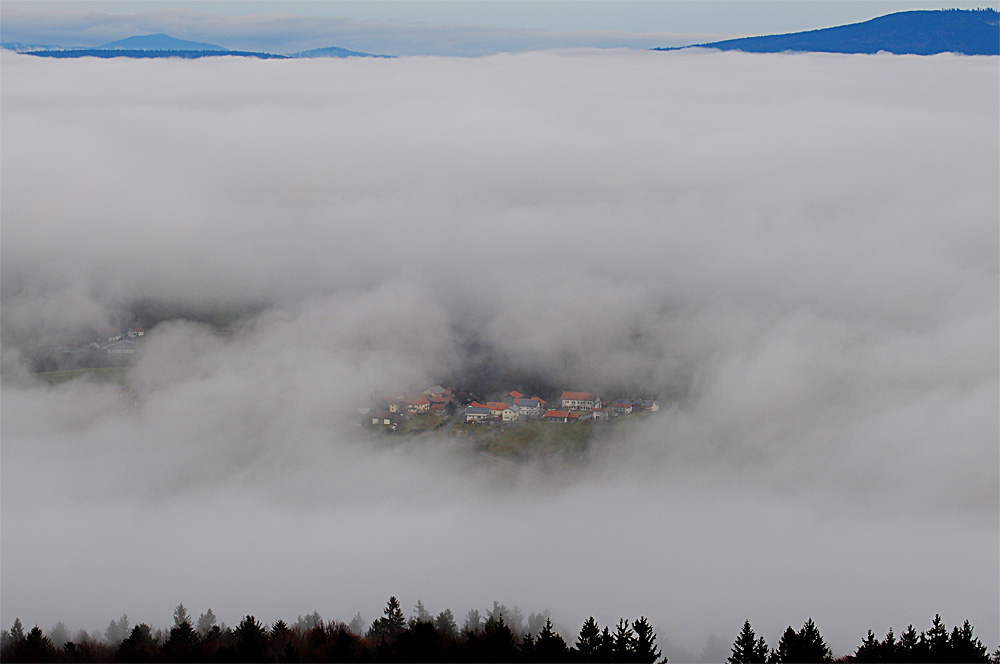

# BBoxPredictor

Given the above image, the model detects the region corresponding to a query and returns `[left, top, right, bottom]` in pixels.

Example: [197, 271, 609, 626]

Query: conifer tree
[385, 596, 406, 634]
[898, 624, 922, 662]
[165, 607, 201, 663]
[232, 615, 269, 662]
[115, 623, 158, 663]
[348, 612, 366, 636]
[196, 609, 217, 637]
[577, 616, 602, 661]
[854, 630, 880, 662]
[11, 626, 58, 663]
[879, 628, 898, 662]
[613, 618, 636, 661]
[772, 626, 799, 663]
[730, 620, 768, 664]
[412, 599, 432, 624]
[105, 614, 130, 646]
[924, 614, 949, 661]
[598, 626, 615, 662]
[435, 609, 458, 638]
[797, 618, 832, 662]
[535, 618, 570, 662]
[173, 603, 190, 628]
[773, 619, 831, 663]
[48, 621, 70, 649]
[949, 620, 989, 662]
[463, 608, 483, 635]
[520, 631, 537, 661]
[632, 617, 662, 663]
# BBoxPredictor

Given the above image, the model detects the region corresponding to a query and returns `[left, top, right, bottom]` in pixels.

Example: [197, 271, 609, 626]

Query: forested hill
[657, 9, 1000, 55]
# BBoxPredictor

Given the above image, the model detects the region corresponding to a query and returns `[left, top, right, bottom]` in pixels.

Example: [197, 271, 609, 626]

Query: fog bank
[1, 49, 997, 655]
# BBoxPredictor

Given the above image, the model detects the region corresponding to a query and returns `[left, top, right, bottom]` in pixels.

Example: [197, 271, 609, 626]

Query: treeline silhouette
[1, 598, 994, 663]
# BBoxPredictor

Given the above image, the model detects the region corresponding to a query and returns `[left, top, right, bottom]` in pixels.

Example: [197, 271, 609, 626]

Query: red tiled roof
[561, 391, 596, 401]
[507, 390, 524, 398]
[544, 410, 570, 418]
[485, 402, 506, 410]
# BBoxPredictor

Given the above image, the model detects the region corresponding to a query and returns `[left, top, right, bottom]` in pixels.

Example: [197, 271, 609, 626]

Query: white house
[560, 391, 601, 410]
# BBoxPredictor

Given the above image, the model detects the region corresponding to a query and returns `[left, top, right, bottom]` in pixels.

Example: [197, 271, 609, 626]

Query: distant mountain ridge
[2, 32, 391, 60]
[292, 45, 393, 58]
[97, 33, 228, 51]
[658, 9, 999, 55]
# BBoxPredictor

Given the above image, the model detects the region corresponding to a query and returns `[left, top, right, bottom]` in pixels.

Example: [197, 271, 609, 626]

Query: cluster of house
[101, 328, 145, 355]
[41, 327, 146, 356]
[363, 384, 457, 430]
[360, 386, 660, 431]
[463, 390, 659, 425]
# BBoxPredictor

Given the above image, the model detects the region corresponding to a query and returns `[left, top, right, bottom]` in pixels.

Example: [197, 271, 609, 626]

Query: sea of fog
[1, 48, 997, 657]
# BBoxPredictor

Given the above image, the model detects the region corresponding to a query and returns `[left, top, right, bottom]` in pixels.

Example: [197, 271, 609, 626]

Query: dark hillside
[658, 9, 999, 55]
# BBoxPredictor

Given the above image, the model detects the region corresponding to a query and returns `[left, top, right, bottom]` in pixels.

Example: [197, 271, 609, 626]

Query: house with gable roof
[560, 391, 602, 411]
[543, 409, 570, 423]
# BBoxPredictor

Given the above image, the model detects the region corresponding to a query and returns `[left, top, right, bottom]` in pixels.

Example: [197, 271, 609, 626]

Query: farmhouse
[464, 406, 491, 423]
[501, 405, 520, 422]
[560, 391, 601, 410]
[543, 409, 570, 423]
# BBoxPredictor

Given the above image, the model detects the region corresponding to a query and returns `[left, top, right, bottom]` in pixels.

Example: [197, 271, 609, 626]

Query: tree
[577, 616, 602, 661]
[632, 617, 662, 663]
[105, 614, 130, 647]
[854, 630, 881, 662]
[435, 609, 458, 638]
[949, 620, 989, 663]
[412, 599, 433, 624]
[772, 619, 831, 663]
[481, 612, 518, 662]
[196, 609, 217, 637]
[8, 626, 59, 663]
[115, 623, 159, 663]
[598, 626, 615, 662]
[897, 624, 922, 662]
[348, 612, 366, 636]
[164, 617, 201, 663]
[527, 611, 550, 638]
[385, 596, 406, 633]
[367, 596, 407, 644]
[294, 611, 323, 632]
[613, 618, 636, 661]
[772, 626, 799, 663]
[535, 618, 570, 662]
[730, 620, 768, 664]
[464, 608, 483, 635]
[173, 604, 190, 628]
[48, 621, 70, 649]
[924, 614, 949, 661]
[232, 615, 269, 662]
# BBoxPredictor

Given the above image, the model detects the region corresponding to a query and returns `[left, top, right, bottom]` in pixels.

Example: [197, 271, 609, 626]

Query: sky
[1, 9, 999, 662]
[2, 0, 998, 55]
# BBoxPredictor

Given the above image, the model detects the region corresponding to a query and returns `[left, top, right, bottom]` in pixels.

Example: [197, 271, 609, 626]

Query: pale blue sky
[3, 1, 998, 55]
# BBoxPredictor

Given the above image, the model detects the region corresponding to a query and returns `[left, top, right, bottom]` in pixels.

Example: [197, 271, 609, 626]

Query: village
[27, 326, 147, 372]
[362, 385, 659, 433]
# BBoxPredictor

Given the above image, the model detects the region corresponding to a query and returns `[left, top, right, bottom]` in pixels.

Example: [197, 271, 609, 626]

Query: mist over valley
[1, 48, 997, 657]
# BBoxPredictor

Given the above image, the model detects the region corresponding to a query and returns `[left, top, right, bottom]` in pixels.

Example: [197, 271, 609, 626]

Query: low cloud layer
[1, 49, 997, 656]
